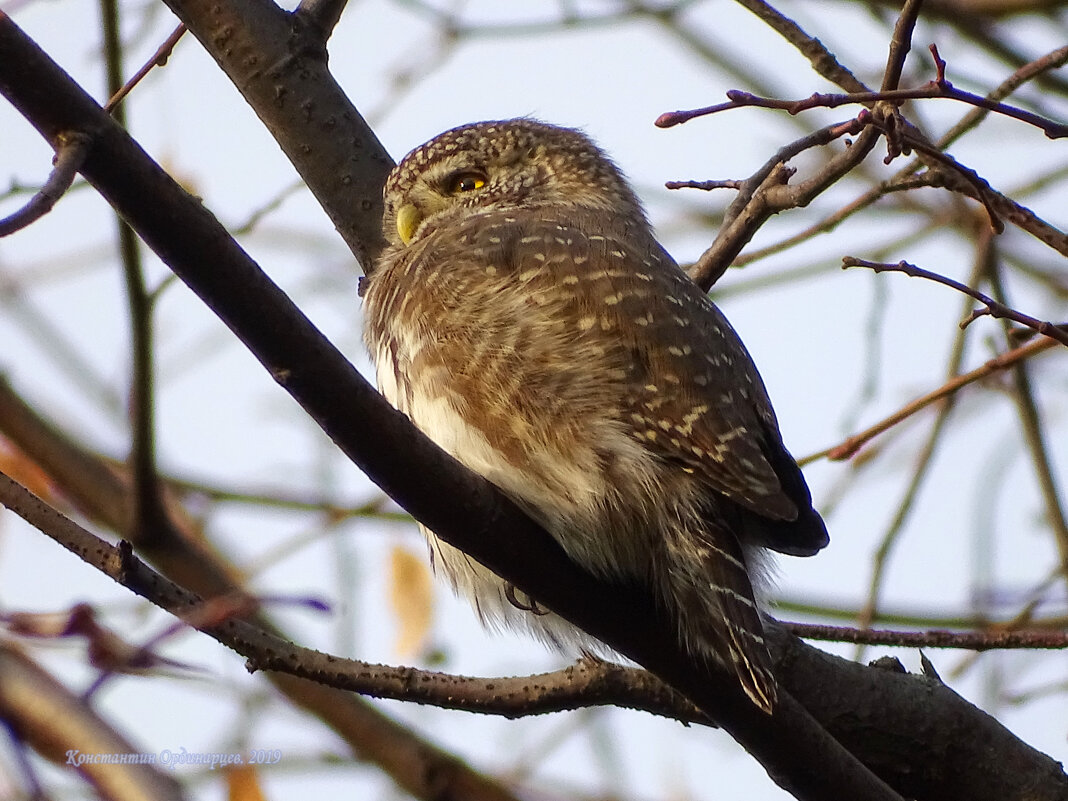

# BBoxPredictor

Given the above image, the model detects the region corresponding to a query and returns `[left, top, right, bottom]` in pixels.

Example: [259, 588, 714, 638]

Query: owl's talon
[504, 583, 550, 615]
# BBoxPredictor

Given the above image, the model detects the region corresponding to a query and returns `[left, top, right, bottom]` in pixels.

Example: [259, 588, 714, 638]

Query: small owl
[362, 119, 828, 713]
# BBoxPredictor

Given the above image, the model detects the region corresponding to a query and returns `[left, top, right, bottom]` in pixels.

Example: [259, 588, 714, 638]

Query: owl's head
[381, 119, 647, 248]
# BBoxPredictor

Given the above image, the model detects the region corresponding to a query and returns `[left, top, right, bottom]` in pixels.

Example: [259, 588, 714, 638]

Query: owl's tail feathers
[665, 529, 778, 715]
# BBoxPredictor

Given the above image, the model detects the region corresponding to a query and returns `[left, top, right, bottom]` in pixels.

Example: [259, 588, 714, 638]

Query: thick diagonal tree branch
[151, 0, 393, 268]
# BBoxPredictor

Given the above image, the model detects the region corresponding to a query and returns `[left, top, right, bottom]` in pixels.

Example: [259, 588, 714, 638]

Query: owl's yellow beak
[396, 203, 423, 245]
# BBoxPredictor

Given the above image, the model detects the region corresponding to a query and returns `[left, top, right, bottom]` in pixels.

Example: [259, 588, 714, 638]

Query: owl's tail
[663, 526, 777, 714]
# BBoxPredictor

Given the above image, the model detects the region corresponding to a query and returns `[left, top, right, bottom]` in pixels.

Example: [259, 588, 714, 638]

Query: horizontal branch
[656, 74, 1067, 139]
[786, 622, 1068, 650]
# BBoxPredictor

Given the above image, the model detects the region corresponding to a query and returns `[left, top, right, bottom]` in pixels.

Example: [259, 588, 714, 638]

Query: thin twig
[735, 45, 1068, 279]
[804, 327, 1056, 464]
[727, 176, 943, 269]
[729, 0, 869, 94]
[657, 73, 1067, 139]
[843, 257, 1068, 346]
[950, 568, 1066, 680]
[685, 120, 879, 290]
[985, 261, 1068, 578]
[775, 595, 1068, 630]
[103, 24, 186, 114]
[786, 622, 1068, 651]
[938, 44, 1068, 148]
[0, 132, 91, 237]
[922, 166, 1068, 256]
[99, 0, 170, 547]
[881, 0, 924, 92]
[665, 179, 744, 191]
[0, 467, 698, 723]
[851, 244, 992, 653]
[658, 0, 873, 129]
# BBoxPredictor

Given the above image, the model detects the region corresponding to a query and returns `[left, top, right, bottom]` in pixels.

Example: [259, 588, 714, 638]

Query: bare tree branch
[785, 622, 1068, 650]
[0, 131, 90, 237]
[2, 5, 1067, 801]
[0, 15, 915, 801]
[149, 0, 393, 268]
[802, 335, 1058, 464]
[842, 256, 1068, 346]
[731, 0, 870, 93]
[103, 24, 186, 114]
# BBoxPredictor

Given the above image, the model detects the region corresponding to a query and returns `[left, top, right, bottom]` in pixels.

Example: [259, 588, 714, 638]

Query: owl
[361, 119, 828, 713]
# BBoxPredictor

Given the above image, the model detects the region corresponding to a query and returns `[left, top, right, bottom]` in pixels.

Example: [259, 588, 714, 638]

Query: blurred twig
[802, 334, 1057, 465]
[984, 258, 1068, 576]
[99, 0, 170, 548]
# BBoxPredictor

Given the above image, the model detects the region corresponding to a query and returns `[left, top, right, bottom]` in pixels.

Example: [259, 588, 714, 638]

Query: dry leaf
[226, 763, 268, 801]
[388, 545, 434, 659]
[0, 436, 56, 502]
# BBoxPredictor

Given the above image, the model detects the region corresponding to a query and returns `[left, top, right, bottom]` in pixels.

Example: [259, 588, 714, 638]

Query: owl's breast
[371, 322, 517, 490]
[367, 281, 665, 582]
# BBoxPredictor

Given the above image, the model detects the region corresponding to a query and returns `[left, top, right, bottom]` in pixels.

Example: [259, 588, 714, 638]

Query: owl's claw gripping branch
[504, 583, 550, 616]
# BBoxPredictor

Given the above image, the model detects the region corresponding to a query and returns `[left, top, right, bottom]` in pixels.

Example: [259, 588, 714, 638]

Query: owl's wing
[528, 221, 825, 553]
[615, 262, 795, 515]
[403, 211, 826, 556]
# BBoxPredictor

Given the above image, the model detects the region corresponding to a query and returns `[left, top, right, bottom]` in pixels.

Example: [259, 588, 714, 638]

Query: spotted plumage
[362, 119, 828, 713]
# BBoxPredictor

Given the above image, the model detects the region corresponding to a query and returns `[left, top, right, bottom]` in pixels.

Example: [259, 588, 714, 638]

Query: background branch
[0, 643, 186, 801]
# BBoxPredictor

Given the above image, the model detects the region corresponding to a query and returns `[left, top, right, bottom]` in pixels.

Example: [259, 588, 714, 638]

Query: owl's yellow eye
[446, 171, 486, 194]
